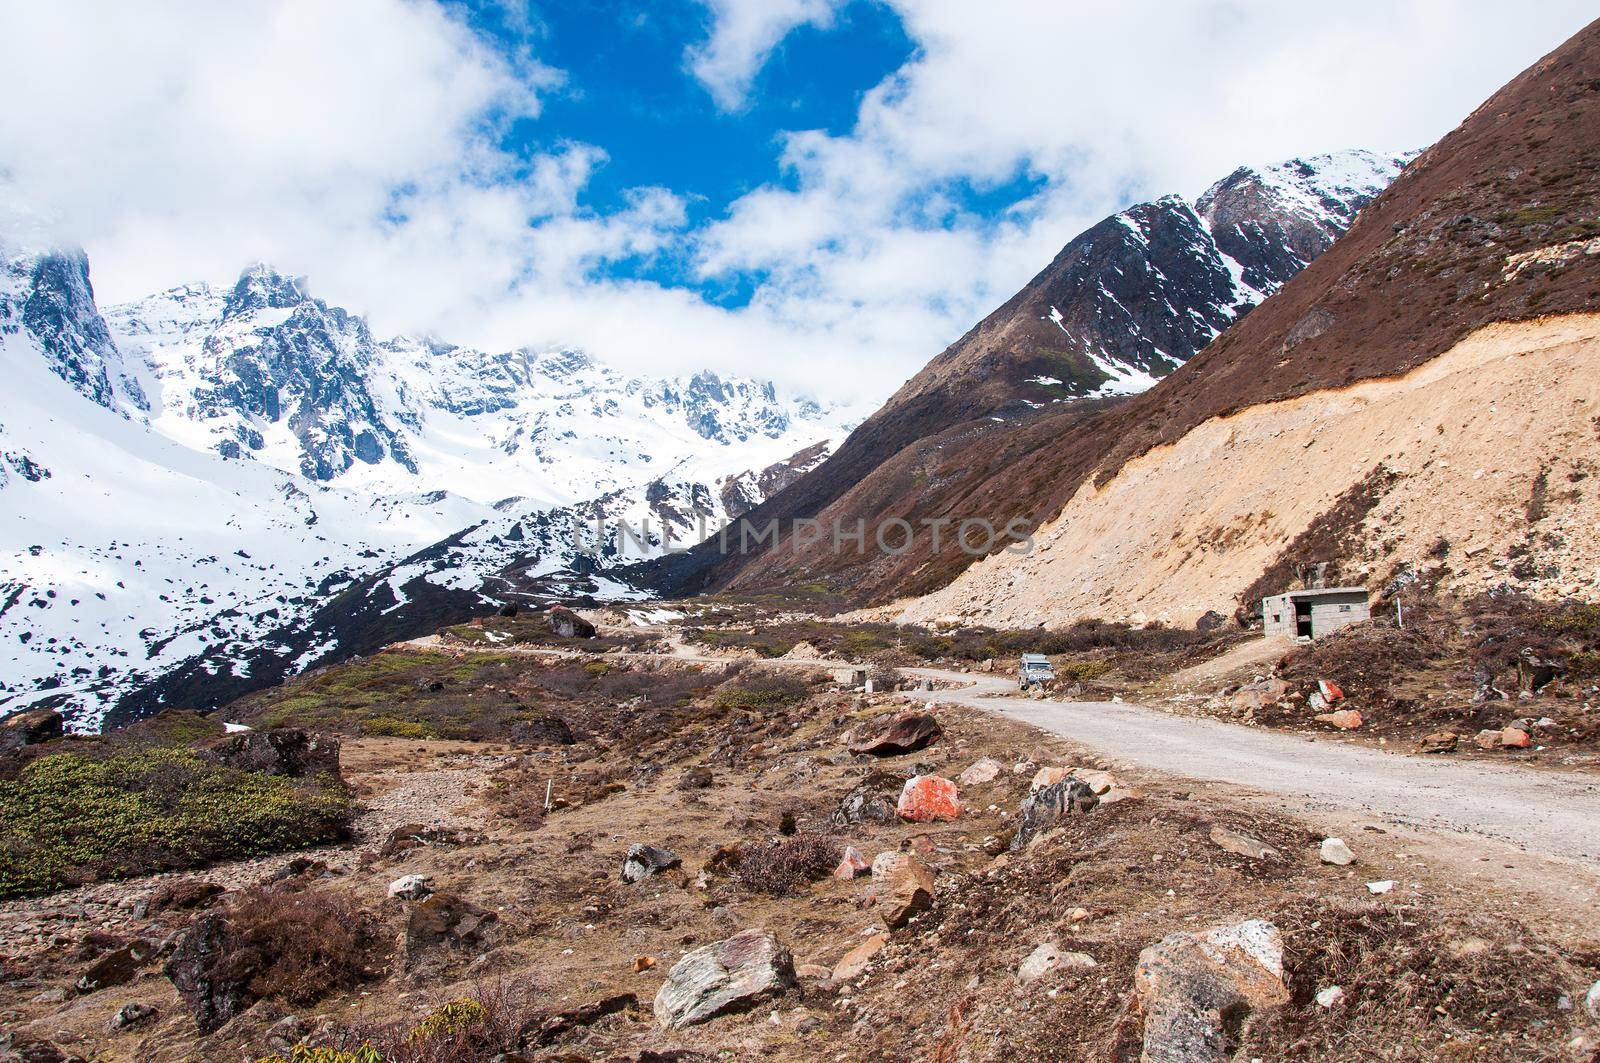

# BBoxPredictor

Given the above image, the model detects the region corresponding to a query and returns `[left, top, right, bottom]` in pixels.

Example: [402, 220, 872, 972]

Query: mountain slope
[642, 149, 1407, 597]
[883, 17, 1600, 626]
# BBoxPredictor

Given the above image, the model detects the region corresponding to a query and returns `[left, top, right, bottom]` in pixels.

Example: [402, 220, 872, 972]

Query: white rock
[1016, 943, 1095, 984]
[387, 874, 431, 900]
[1315, 985, 1345, 1008]
[958, 757, 1004, 786]
[1586, 979, 1600, 1019]
[1319, 838, 1356, 866]
[1366, 880, 1396, 895]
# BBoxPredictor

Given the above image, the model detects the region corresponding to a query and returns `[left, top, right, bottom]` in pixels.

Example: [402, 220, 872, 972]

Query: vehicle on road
[1019, 653, 1055, 690]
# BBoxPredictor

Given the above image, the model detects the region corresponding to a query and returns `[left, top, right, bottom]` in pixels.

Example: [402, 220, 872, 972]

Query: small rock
[870, 852, 935, 929]
[1314, 708, 1363, 730]
[32, 988, 67, 1005]
[1419, 731, 1458, 754]
[832, 846, 870, 881]
[1209, 826, 1279, 861]
[76, 942, 154, 994]
[1029, 765, 1075, 791]
[109, 1003, 157, 1031]
[1318, 838, 1355, 866]
[1366, 880, 1396, 895]
[678, 766, 714, 790]
[1315, 985, 1345, 1009]
[653, 929, 796, 1029]
[831, 933, 887, 981]
[957, 757, 1003, 786]
[897, 775, 961, 822]
[1500, 727, 1531, 748]
[622, 844, 682, 884]
[1585, 979, 1600, 1019]
[795, 963, 832, 981]
[388, 874, 432, 901]
[1473, 729, 1502, 750]
[1016, 943, 1096, 984]
[634, 956, 657, 973]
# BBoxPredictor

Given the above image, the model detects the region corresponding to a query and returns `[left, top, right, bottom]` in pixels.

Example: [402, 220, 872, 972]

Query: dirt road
[407, 636, 1600, 867]
[902, 668, 1600, 866]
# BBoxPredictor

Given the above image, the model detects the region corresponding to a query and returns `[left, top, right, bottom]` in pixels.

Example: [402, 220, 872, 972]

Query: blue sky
[2, 1, 1596, 401]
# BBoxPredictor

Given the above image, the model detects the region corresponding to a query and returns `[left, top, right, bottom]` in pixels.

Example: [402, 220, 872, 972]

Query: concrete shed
[1261, 587, 1370, 639]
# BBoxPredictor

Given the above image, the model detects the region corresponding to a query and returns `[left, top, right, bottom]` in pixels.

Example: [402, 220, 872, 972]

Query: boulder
[1011, 776, 1098, 850]
[1317, 679, 1345, 702]
[1227, 679, 1289, 714]
[0, 1035, 85, 1063]
[897, 775, 961, 822]
[1029, 765, 1076, 791]
[146, 880, 224, 915]
[678, 766, 715, 790]
[832, 846, 870, 881]
[1500, 727, 1531, 749]
[1209, 827, 1279, 861]
[510, 714, 575, 746]
[870, 853, 935, 929]
[546, 606, 596, 639]
[1135, 919, 1289, 1063]
[622, 844, 682, 883]
[848, 713, 942, 757]
[198, 728, 340, 779]
[526, 993, 638, 1047]
[1473, 728, 1502, 750]
[653, 929, 796, 1029]
[1314, 709, 1363, 730]
[1419, 731, 1458, 754]
[1585, 979, 1600, 1019]
[388, 874, 432, 900]
[1319, 838, 1356, 866]
[831, 933, 887, 981]
[0, 707, 63, 752]
[165, 915, 254, 1033]
[957, 757, 1003, 786]
[831, 773, 902, 827]
[404, 892, 499, 960]
[1016, 943, 1097, 985]
[1516, 649, 1563, 694]
[1196, 610, 1228, 632]
[76, 941, 155, 993]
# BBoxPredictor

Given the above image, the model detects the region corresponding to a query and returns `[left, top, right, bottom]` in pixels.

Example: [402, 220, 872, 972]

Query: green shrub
[0, 748, 352, 900]
[1056, 659, 1113, 682]
[359, 716, 437, 739]
[711, 672, 810, 711]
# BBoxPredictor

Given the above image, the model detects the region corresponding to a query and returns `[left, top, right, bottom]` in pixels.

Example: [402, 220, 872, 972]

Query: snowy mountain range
[1, 239, 847, 730]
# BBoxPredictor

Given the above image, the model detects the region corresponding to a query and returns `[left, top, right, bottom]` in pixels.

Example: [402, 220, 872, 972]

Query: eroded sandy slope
[884, 313, 1600, 627]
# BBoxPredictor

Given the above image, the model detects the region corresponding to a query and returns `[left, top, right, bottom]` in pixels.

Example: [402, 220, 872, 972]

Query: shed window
[1339, 605, 1352, 612]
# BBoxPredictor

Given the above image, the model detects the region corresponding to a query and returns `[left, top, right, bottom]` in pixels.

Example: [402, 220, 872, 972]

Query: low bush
[735, 834, 841, 896]
[711, 671, 811, 711]
[0, 747, 352, 899]
[230, 888, 387, 1006]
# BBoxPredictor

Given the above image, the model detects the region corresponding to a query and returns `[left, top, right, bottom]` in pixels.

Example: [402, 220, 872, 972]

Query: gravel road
[903, 668, 1600, 864]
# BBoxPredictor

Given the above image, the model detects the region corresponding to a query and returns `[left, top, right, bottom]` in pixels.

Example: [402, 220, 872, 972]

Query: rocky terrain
[1, 610, 1598, 1062]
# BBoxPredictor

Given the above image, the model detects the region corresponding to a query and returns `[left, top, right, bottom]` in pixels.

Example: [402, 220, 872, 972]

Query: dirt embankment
[883, 314, 1600, 628]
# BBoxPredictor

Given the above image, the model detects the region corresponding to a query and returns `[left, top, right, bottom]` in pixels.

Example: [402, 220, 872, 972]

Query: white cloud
[1, 0, 1595, 409]
[685, 0, 848, 110]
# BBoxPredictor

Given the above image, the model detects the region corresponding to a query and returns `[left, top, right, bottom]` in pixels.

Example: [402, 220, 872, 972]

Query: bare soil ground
[3, 634, 1598, 1062]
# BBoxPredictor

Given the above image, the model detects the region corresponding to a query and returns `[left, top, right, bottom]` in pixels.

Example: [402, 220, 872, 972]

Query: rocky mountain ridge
[1, 244, 846, 729]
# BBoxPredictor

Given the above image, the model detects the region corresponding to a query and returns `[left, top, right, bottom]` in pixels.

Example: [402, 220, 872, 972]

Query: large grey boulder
[653, 929, 796, 1029]
[1011, 775, 1098, 850]
[1135, 919, 1289, 1062]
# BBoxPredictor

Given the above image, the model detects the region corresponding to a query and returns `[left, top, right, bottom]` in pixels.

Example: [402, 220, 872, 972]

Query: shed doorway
[1295, 600, 1313, 638]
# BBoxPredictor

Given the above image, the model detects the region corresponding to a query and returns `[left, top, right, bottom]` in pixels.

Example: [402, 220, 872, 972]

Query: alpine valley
[1, 149, 1404, 730]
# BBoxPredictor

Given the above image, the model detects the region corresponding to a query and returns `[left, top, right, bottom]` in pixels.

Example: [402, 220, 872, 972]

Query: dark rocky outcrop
[198, 729, 340, 779]
[0, 708, 63, 753]
[1011, 776, 1099, 850]
[847, 713, 942, 757]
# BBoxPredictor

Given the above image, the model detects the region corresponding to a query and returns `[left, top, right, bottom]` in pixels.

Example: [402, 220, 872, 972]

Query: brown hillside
[692, 17, 1600, 604]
